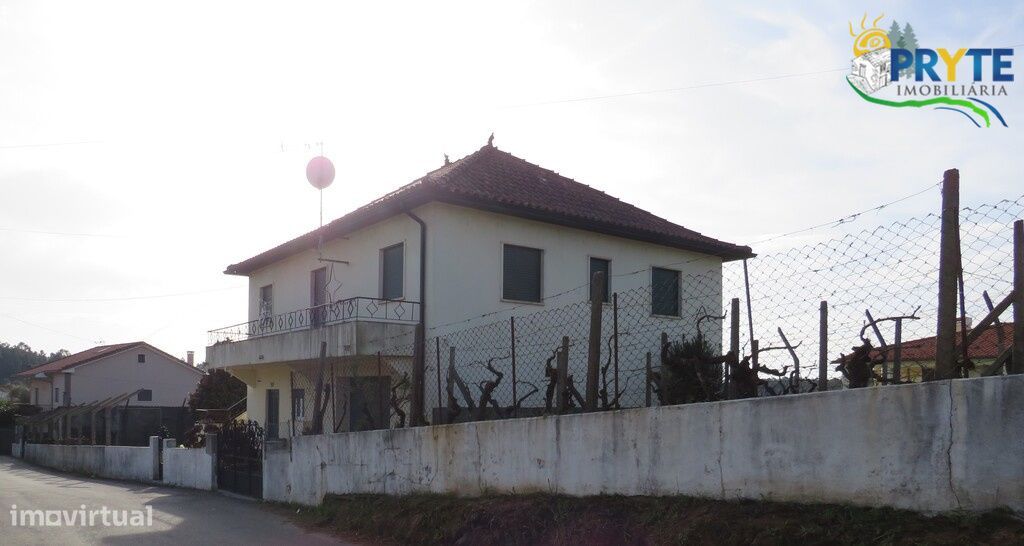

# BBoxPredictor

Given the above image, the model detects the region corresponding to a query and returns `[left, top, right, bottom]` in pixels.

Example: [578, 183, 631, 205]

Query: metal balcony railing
[208, 296, 421, 345]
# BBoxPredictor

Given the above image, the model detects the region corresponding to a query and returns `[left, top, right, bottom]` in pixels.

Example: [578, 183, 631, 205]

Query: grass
[280, 493, 1024, 545]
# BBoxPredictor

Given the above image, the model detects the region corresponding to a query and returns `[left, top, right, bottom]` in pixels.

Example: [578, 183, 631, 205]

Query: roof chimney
[955, 317, 973, 333]
[186, 351, 195, 366]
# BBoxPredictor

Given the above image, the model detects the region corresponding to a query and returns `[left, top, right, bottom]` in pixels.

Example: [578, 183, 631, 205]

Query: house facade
[206, 142, 751, 437]
[17, 342, 203, 410]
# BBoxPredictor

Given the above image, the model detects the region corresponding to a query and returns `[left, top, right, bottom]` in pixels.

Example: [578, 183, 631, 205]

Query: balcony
[206, 297, 421, 369]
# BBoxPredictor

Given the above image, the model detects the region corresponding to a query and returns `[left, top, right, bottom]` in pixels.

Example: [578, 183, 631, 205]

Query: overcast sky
[1, 0, 1021, 361]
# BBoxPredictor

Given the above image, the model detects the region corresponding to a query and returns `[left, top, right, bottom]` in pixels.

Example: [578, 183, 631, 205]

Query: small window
[54, 388, 60, 404]
[259, 284, 273, 317]
[381, 243, 404, 300]
[137, 353, 146, 363]
[503, 244, 543, 303]
[137, 389, 152, 402]
[589, 258, 610, 303]
[652, 267, 681, 317]
[292, 388, 306, 420]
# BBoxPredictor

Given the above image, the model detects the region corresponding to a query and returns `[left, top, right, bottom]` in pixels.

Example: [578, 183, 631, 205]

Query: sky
[1, 0, 1022, 361]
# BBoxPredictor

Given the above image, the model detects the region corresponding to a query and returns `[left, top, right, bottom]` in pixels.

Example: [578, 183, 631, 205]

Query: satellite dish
[306, 156, 335, 190]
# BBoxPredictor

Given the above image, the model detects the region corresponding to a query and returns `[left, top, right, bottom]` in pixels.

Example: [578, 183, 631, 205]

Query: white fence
[13, 435, 216, 491]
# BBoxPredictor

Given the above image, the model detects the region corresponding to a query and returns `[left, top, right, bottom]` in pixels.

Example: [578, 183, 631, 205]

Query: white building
[16, 341, 203, 409]
[206, 142, 752, 437]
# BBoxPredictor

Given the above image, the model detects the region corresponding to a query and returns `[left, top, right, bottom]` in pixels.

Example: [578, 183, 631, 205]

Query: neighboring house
[850, 48, 891, 94]
[834, 323, 1014, 382]
[16, 341, 203, 410]
[206, 141, 752, 437]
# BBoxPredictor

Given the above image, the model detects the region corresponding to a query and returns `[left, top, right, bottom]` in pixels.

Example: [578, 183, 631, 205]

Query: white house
[16, 341, 203, 409]
[206, 141, 752, 437]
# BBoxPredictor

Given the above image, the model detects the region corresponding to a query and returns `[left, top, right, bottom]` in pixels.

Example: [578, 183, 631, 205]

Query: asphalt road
[0, 456, 354, 545]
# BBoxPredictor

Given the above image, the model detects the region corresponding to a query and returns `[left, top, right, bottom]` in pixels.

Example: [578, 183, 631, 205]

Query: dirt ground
[282, 493, 1024, 545]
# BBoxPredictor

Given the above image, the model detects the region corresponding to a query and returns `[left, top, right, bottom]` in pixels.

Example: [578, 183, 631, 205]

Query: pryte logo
[846, 13, 1012, 127]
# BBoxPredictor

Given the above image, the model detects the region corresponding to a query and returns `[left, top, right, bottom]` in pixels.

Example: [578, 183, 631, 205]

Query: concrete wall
[264, 375, 1024, 513]
[162, 438, 216, 490]
[22, 437, 159, 483]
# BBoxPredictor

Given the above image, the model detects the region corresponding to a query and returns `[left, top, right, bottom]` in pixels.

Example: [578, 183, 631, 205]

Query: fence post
[893, 318, 903, 383]
[447, 347, 457, 420]
[411, 323, 426, 426]
[819, 301, 828, 391]
[312, 341, 327, 434]
[557, 336, 569, 414]
[729, 298, 740, 399]
[659, 332, 669, 405]
[510, 317, 518, 417]
[434, 338, 443, 425]
[205, 432, 218, 491]
[376, 351, 385, 428]
[586, 271, 604, 411]
[613, 292, 620, 406]
[1013, 219, 1024, 374]
[935, 168, 960, 380]
[645, 352, 652, 407]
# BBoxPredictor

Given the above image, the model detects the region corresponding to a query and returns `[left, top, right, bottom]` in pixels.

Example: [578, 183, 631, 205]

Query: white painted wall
[23, 441, 159, 483]
[67, 346, 202, 406]
[242, 202, 722, 334]
[264, 375, 1024, 513]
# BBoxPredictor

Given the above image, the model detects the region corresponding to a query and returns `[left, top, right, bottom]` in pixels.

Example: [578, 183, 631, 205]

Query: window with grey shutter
[589, 257, 610, 303]
[503, 244, 543, 302]
[381, 243, 404, 300]
[137, 389, 152, 402]
[651, 267, 680, 316]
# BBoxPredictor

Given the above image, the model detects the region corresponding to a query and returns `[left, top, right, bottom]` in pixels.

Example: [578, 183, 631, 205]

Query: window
[54, 388, 60, 405]
[380, 243, 404, 300]
[311, 267, 327, 327]
[292, 388, 306, 420]
[259, 284, 273, 317]
[137, 389, 152, 402]
[137, 353, 146, 363]
[33, 388, 39, 405]
[503, 244, 543, 302]
[651, 267, 680, 316]
[589, 258, 610, 303]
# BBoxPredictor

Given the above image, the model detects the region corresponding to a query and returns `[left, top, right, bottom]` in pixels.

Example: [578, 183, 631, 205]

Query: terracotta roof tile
[226, 145, 753, 275]
[15, 342, 144, 377]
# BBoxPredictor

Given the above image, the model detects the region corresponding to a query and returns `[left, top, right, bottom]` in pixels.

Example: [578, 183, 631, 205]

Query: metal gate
[216, 421, 264, 498]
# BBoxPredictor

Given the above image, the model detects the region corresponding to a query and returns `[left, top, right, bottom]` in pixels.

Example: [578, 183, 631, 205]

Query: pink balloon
[306, 156, 335, 190]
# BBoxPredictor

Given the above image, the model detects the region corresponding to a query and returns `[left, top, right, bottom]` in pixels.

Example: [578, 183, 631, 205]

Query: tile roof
[226, 144, 754, 275]
[15, 342, 144, 377]
[835, 323, 1015, 363]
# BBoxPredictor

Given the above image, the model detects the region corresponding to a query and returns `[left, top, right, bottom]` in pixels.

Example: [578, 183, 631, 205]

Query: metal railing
[208, 296, 421, 345]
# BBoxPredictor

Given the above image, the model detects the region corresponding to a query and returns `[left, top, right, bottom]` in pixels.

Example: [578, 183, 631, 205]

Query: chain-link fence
[285, 189, 1022, 435]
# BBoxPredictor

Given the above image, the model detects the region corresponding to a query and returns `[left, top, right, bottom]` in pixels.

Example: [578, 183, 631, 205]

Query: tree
[900, 23, 919, 78]
[187, 369, 246, 413]
[887, 20, 902, 50]
[0, 342, 69, 384]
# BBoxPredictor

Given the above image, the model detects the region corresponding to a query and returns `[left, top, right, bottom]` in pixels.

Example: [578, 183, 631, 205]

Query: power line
[0, 286, 243, 303]
[505, 68, 849, 108]
[748, 180, 943, 245]
[0, 226, 122, 238]
[0, 140, 101, 150]
[0, 313, 98, 343]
